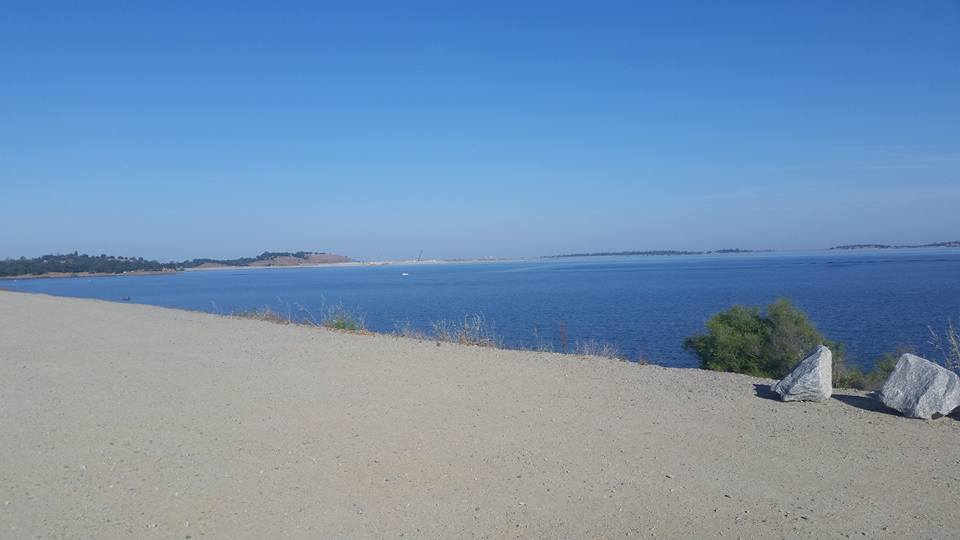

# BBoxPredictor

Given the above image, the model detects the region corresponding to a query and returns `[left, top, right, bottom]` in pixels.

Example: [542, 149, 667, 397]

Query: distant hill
[181, 251, 352, 268]
[829, 241, 960, 251]
[1, 251, 352, 278]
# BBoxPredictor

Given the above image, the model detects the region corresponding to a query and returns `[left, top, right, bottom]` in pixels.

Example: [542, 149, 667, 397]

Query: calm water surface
[5, 250, 960, 369]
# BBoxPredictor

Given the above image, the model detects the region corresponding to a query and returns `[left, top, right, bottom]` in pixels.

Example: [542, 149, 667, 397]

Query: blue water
[4, 250, 960, 369]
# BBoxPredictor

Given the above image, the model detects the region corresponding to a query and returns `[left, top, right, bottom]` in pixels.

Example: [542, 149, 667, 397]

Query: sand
[0, 291, 957, 539]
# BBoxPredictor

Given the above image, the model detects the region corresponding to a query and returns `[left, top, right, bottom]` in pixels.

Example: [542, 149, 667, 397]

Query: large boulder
[879, 354, 960, 419]
[772, 345, 832, 402]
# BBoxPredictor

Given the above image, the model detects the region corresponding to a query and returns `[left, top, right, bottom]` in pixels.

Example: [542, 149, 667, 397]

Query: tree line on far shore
[0, 253, 170, 277]
[0, 251, 330, 277]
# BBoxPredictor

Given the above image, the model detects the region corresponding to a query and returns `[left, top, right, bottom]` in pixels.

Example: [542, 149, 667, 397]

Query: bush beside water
[682, 299, 842, 379]
[682, 298, 922, 388]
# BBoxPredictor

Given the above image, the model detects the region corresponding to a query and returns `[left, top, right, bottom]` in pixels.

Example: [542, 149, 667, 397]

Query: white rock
[879, 354, 960, 419]
[772, 345, 833, 402]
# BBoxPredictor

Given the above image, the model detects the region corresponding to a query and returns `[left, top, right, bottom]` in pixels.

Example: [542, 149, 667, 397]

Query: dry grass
[929, 319, 960, 375]
[231, 301, 366, 333]
[230, 307, 291, 324]
[392, 321, 430, 340]
[392, 315, 502, 347]
[432, 314, 501, 347]
[531, 326, 553, 352]
[234, 305, 645, 363]
[573, 338, 624, 360]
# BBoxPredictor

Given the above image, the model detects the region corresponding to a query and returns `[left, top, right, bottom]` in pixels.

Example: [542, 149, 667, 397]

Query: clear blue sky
[2, 1, 958, 261]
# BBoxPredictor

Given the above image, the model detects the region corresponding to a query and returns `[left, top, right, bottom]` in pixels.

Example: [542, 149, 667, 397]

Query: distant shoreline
[543, 248, 772, 259]
[182, 258, 497, 272]
[4, 243, 960, 280]
[829, 241, 960, 251]
[0, 269, 180, 281]
[0, 259, 512, 280]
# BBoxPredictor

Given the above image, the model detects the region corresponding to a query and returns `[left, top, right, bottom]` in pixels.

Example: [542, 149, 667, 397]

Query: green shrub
[321, 303, 365, 331]
[684, 299, 843, 378]
[834, 347, 909, 391]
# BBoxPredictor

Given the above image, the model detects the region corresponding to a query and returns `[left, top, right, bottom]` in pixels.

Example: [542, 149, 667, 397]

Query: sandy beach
[0, 291, 957, 539]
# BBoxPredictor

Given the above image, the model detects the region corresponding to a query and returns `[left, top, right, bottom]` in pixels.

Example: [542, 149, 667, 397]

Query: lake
[4, 249, 960, 369]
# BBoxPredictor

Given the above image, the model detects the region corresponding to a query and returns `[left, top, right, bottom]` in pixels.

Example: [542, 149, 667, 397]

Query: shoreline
[0, 259, 514, 280]
[0, 269, 181, 281]
[1, 290, 957, 538]
[182, 257, 535, 272]
[6, 246, 960, 281]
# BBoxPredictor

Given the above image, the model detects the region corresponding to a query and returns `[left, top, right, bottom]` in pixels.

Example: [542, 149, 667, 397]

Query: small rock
[772, 345, 832, 402]
[879, 354, 960, 419]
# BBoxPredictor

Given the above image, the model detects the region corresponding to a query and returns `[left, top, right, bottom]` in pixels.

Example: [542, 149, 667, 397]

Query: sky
[1, 1, 958, 261]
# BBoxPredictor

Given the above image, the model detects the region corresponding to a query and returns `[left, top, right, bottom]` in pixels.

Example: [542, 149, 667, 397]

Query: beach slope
[0, 291, 957, 538]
